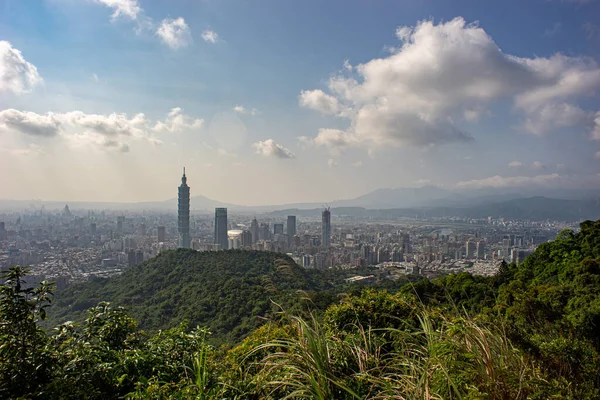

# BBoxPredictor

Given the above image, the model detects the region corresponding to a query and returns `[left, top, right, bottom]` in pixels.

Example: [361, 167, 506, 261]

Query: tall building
[178, 168, 191, 249]
[157, 226, 166, 242]
[273, 223, 284, 235]
[90, 223, 97, 235]
[287, 216, 296, 242]
[466, 240, 476, 259]
[322, 207, 331, 248]
[476, 241, 485, 259]
[250, 218, 259, 243]
[259, 223, 271, 241]
[214, 208, 228, 250]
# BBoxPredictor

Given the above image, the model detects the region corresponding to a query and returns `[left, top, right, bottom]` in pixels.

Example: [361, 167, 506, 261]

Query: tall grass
[246, 307, 545, 399]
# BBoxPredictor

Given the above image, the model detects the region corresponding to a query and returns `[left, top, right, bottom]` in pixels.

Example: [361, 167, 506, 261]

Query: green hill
[50, 249, 331, 343]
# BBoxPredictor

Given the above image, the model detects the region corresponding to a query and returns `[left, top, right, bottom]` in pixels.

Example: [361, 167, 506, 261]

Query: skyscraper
[178, 168, 190, 249]
[250, 218, 259, 243]
[322, 207, 331, 248]
[287, 215, 296, 241]
[214, 208, 228, 250]
[273, 223, 284, 235]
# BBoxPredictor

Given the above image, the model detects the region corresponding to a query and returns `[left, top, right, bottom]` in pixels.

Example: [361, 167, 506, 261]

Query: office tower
[273, 223, 284, 235]
[0, 222, 5, 241]
[214, 208, 228, 250]
[466, 240, 476, 259]
[241, 230, 252, 247]
[250, 218, 259, 243]
[476, 241, 485, 259]
[140, 223, 147, 236]
[259, 223, 270, 241]
[157, 226, 166, 242]
[178, 168, 191, 249]
[287, 216, 296, 242]
[90, 223, 97, 235]
[322, 207, 331, 248]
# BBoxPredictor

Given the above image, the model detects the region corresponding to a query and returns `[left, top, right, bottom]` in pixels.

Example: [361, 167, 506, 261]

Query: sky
[1, 0, 600, 205]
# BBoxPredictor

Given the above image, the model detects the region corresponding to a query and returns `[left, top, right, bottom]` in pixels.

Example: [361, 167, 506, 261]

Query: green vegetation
[2, 219, 600, 398]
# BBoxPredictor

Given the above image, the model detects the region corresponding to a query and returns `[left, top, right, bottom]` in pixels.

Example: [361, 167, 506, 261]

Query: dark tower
[214, 208, 228, 250]
[287, 215, 296, 245]
[322, 207, 331, 248]
[178, 168, 190, 249]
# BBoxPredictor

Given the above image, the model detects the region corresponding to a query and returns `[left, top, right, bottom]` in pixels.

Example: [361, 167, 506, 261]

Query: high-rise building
[273, 223, 284, 235]
[259, 223, 270, 241]
[241, 230, 252, 247]
[466, 240, 476, 259]
[178, 168, 191, 249]
[214, 208, 228, 250]
[157, 226, 166, 242]
[117, 216, 125, 232]
[0, 222, 6, 241]
[287, 216, 296, 243]
[322, 208, 331, 248]
[250, 218, 259, 243]
[90, 223, 97, 235]
[476, 241, 485, 259]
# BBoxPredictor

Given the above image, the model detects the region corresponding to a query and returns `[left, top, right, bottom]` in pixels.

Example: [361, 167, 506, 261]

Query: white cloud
[508, 161, 523, 168]
[0, 109, 61, 137]
[92, 73, 99, 82]
[543, 22, 562, 38]
[522, 102, 594, 135]
[531, 161, 547, 170]
[457, 174, 563, 189]
[0, 108, 165, 152]
[300, 17, 600, 153]
[456, 173, 600, 189]
[593, 111, 600, 140]
[233, 105, 259, 115]
[201, 29, 219, 44]
[152, 108, 204, 132]
[327, 158, 338, 168]
[157, 18, 192, 49]
[299, 90, 341, 115]
[96, 0, 141, 20]
[0, 41, 42, 94]
[343, 59, 353, 71]
[252, 139, 295, 159]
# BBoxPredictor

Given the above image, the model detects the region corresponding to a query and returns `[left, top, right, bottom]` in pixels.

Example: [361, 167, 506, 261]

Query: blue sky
[1, 0, 599, 204]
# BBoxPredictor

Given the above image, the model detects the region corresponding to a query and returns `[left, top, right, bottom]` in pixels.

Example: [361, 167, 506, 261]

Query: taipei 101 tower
[178, 168, 190, 249]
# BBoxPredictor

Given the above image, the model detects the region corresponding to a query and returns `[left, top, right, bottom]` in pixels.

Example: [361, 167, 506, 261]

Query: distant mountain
[268, 197, 600, 222]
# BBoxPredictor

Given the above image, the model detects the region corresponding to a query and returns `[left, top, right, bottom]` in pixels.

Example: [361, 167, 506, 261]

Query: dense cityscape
[0, 170, 574, 289]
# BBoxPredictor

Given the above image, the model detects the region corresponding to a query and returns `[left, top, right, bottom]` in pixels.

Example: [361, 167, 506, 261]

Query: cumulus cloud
[0, 41, 42, 94]
[531, 161, 547, 170]
[508, 161, 523, 167]
[152, 108, 204, 132]
[0, 109, 61, 137]
[0, 108, 166, 152]
[300, 17, 600, 153]
[252, 139, 295, 159]
[157, 17, 191, 49]
[201, 29, 219, 43]
[233, 105, 259, 115]
[96, 0, 141, 20]
[299, 90, 341, 115]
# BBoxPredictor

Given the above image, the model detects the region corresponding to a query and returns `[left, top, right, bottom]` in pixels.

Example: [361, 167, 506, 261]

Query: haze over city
[1, 0, 600, 205]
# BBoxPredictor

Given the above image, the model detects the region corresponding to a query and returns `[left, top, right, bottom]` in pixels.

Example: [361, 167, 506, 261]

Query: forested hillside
[50, 250, 332, 343]
[2, 220, 600, 399]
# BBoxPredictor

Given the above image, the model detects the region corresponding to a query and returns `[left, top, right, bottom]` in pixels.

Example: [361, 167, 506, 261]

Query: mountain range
[2, 186, 600, 221]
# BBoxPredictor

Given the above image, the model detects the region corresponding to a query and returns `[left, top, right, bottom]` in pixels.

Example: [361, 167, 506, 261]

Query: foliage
[2, 220, 600, 398]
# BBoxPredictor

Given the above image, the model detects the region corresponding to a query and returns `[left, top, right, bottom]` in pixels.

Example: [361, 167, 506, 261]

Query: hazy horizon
[1, 0, 600, 204]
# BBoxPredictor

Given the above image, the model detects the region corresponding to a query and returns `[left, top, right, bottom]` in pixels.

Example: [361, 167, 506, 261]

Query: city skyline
[1, 0, 600, 204]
